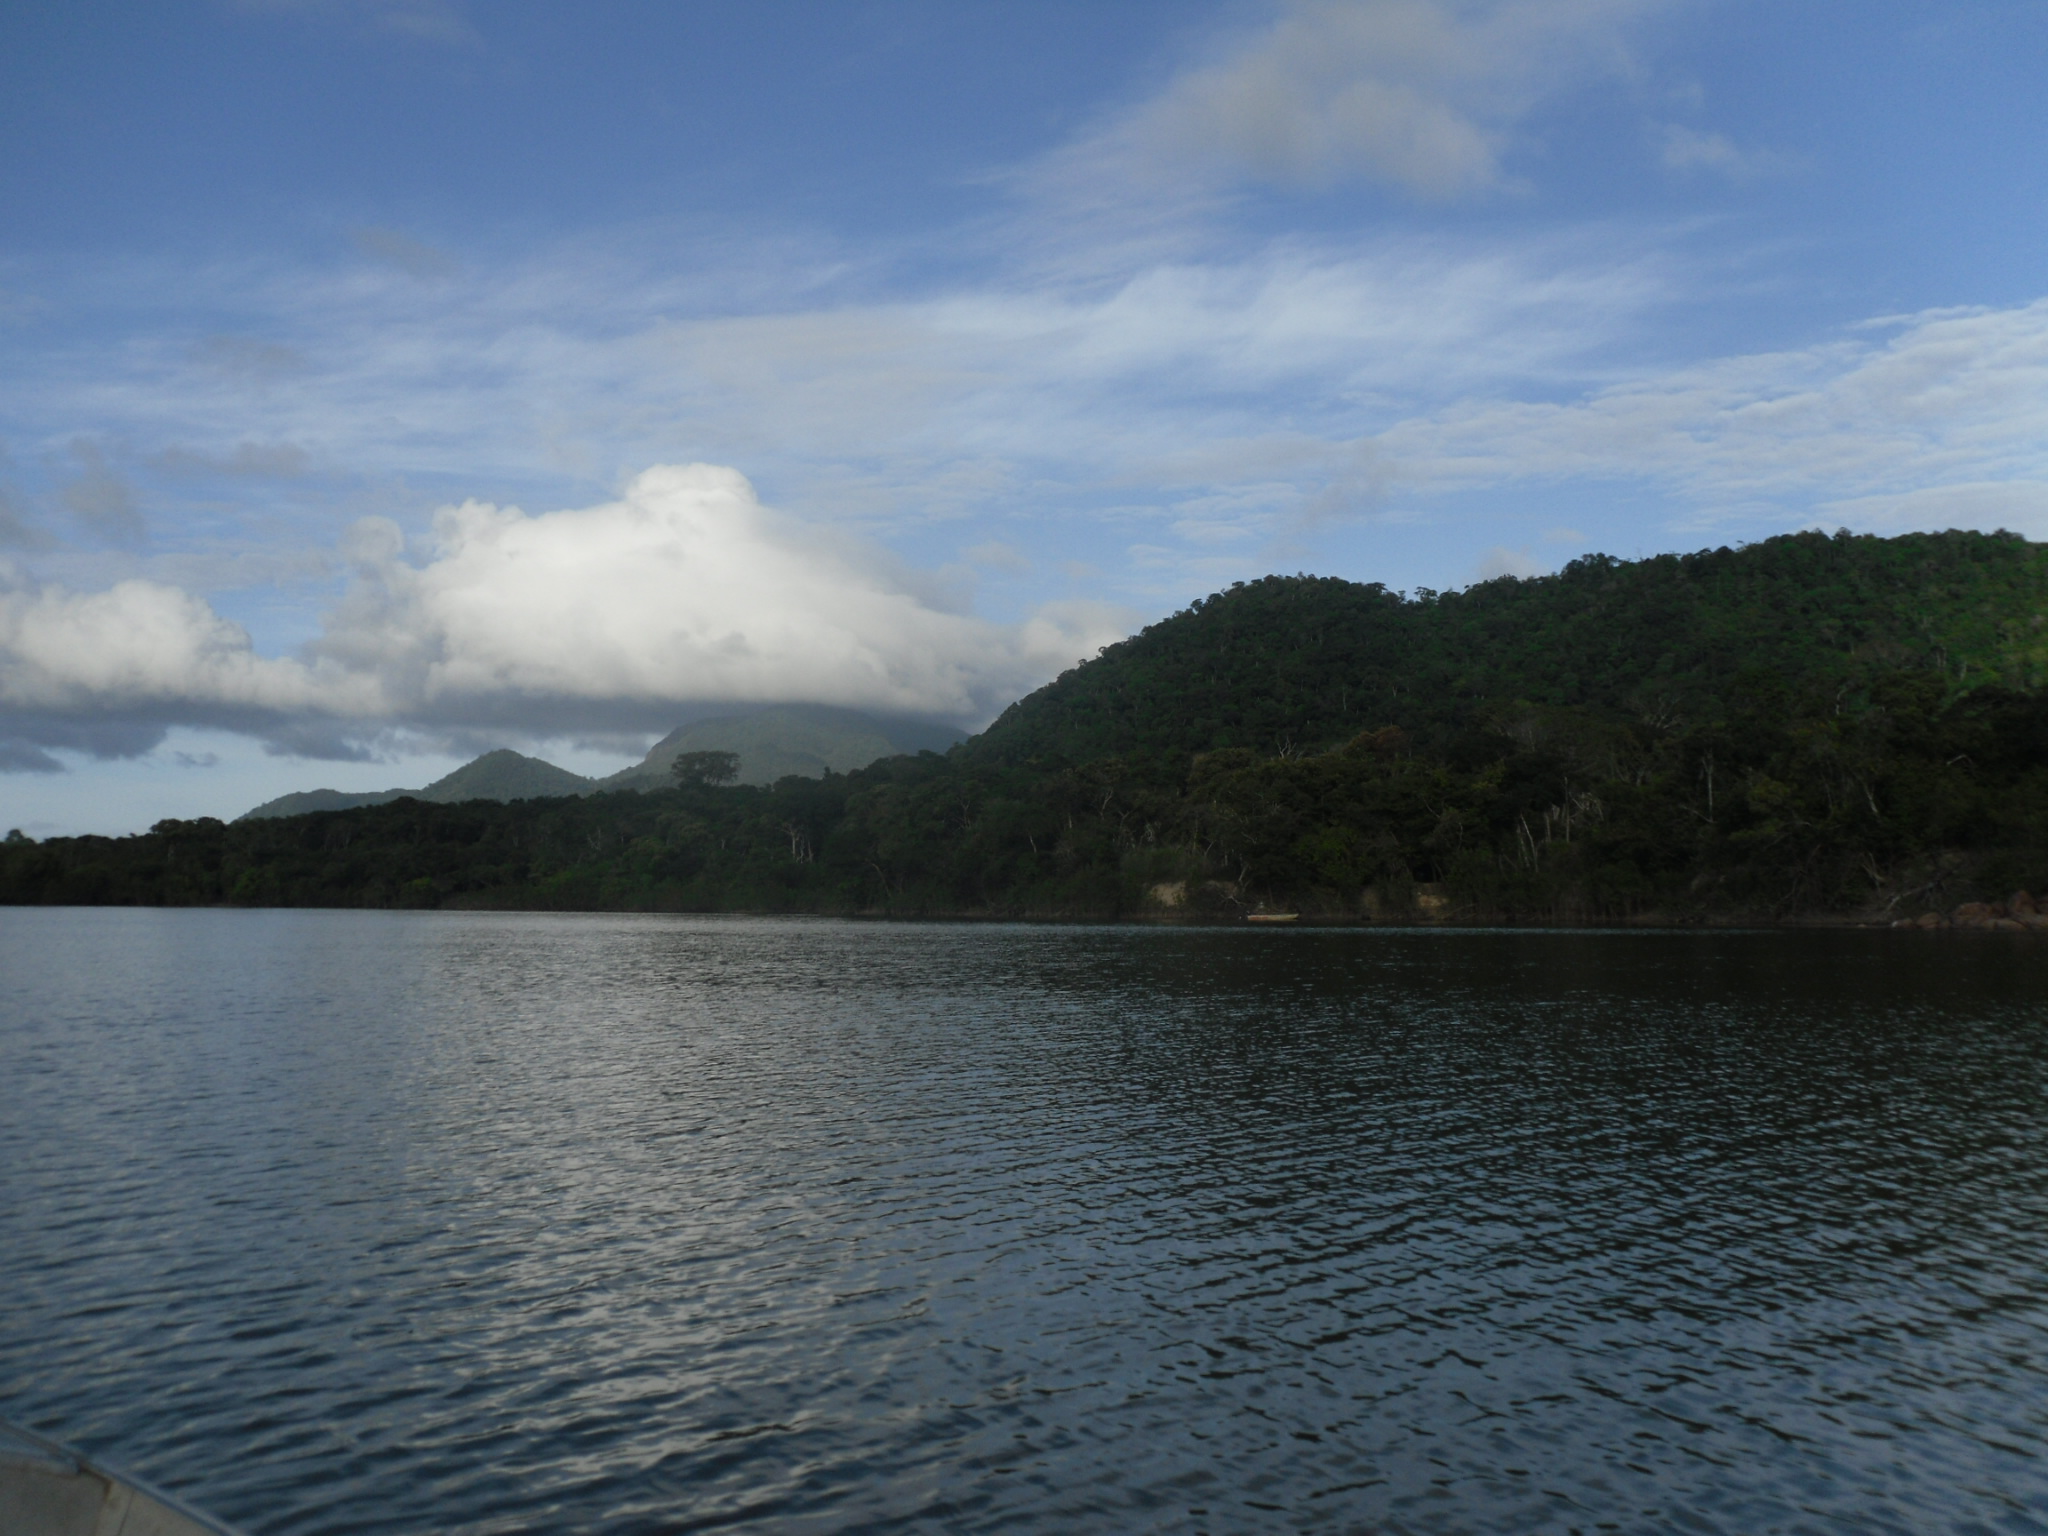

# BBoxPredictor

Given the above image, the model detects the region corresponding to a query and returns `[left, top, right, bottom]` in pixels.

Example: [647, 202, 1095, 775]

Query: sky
[3, 0, 2046, 835]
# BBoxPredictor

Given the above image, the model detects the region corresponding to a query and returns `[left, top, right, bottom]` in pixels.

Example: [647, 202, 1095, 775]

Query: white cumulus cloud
[0, 578, 378, 717]
[0, 465, 1136, 770]
[321, 463, 1124, 721]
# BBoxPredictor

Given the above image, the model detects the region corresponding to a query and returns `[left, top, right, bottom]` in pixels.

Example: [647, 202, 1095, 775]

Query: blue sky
[3, 0, 2046, 833]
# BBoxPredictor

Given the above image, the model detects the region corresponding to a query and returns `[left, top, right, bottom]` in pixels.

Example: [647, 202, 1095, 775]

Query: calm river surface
[3, 910, 2046, 1534]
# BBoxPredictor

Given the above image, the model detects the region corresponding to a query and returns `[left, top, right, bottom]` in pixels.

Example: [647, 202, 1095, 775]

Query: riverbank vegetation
[6, 530, 2046, 923]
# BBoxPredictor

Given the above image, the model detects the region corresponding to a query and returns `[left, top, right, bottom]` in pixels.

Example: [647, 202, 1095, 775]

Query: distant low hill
[238, 706, 966, 819]
[417, 749, 596, 803]
[238, 749, 596, 820]
[599, 705, 965, 790]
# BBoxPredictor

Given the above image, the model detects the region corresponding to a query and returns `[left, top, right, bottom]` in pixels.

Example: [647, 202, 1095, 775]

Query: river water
[2, 909, 2045, 1534]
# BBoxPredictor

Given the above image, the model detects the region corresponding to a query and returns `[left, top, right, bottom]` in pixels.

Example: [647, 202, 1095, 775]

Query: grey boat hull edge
[0, 1421, 242, 1536]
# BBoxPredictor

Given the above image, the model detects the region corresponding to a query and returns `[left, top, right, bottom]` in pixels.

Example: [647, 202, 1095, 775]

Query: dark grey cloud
[153, 441, 312, 478]
[0, 712, 170, 773]
[0, 484, 54, 550]
[58, 441, 145, 541]
[254, 720, 387, 762]
[0, 740, 64, 773]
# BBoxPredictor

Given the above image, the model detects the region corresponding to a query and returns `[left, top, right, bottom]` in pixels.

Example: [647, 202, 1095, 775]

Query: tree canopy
[671, 750, 741, 788]
[7, 530, 2045, 925]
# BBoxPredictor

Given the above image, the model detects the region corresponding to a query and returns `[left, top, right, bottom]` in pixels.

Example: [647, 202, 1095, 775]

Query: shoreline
[5, 898, 2044, 933]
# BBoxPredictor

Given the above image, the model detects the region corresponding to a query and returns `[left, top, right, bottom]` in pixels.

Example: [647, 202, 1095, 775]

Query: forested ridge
[7, 529, 2047, 924]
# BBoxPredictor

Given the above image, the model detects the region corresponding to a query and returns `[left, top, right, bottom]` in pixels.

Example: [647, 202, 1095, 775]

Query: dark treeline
[6, 529, 2047, 923]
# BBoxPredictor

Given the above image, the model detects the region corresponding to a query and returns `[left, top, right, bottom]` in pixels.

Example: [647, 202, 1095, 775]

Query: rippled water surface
[4, 911, 2047, 1534]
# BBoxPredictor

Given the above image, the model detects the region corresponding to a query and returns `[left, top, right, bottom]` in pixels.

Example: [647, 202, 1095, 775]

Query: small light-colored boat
[0, 1420, 241, 1536]
[1245, 911, 1299, 923]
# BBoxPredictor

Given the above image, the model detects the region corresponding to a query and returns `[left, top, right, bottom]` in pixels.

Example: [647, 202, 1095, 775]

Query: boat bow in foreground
[0, 1421, 241, 1536]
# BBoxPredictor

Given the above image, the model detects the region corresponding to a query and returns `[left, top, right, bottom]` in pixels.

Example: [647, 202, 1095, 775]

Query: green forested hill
[970, 530, 2048, 766]
[8, 530, 2047, 924]
[418, 748, 596, 803]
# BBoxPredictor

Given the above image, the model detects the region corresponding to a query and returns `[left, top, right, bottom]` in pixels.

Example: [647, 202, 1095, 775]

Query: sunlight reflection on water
[3, 910, 2046, 1534]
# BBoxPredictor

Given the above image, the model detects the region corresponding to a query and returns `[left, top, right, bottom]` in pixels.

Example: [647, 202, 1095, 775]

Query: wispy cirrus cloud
[228, 0, 480, 48]
[349, 226, 459, 280]
[0, 226, 1675, 554]
[17, 233, 2046, 568]
[1375, 299, 2048, 531]
[1655, 123, 1797, 182]
[1021, 0, 1667, 215]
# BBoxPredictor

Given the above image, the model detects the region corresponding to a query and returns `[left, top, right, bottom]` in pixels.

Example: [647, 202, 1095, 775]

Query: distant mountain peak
[237, 706, 968, 819]
[238, 747, 592, 821]
[417, 749, 593, 804]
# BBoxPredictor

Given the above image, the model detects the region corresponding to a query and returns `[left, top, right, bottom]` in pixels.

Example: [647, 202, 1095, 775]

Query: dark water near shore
[3, 911, 2046, 1534]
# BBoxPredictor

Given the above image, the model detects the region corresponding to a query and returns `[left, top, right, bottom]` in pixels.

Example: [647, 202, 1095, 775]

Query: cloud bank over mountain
[0, 466, 1132, 770]
[5, 0, 2046, 828]
[9, 288, 2046, 775]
